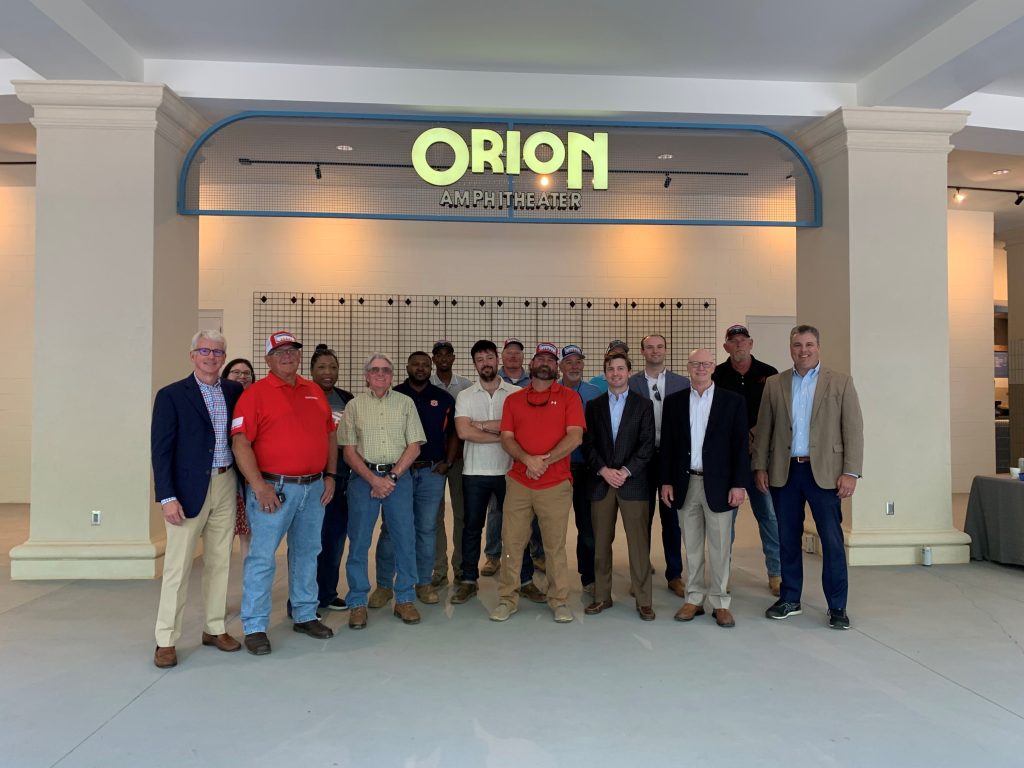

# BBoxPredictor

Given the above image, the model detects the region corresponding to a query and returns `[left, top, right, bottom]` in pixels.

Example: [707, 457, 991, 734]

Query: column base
[10, 539, 164, 580]
[801, 527, 971, 566]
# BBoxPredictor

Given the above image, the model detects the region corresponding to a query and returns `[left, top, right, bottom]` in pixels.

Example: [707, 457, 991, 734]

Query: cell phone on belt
[276, 491, 287, 503]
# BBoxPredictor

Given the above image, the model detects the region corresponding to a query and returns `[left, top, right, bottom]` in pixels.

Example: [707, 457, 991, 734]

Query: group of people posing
[150, 323, 863, 668]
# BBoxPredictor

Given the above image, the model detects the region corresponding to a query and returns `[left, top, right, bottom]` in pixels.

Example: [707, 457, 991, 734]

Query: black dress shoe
[244, 632, 272, 656]
[293, 619, 334, 639]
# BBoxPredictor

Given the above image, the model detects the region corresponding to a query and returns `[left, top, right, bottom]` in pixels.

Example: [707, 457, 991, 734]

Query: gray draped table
[964, 475, 1024, 565]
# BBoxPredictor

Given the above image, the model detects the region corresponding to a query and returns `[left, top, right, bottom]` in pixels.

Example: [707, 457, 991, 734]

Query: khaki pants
[498, 477, 572, 608]
[433, 458, 465, 575]
[591, 491, 652, 606]
[678, 476, 733, 610]
[155, 469, 236, 647]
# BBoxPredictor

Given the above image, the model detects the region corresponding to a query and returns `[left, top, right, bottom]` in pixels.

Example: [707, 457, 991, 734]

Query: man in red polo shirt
[231, 330, 339, 656]
[492, 342, 585, 623]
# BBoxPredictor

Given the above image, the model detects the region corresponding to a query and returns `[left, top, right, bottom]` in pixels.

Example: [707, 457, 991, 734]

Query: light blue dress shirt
[608, 389, 628, 442]
[790, 363, 820, 457]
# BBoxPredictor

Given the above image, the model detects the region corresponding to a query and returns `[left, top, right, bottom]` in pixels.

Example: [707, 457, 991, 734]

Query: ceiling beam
[0, 0, 141, 81]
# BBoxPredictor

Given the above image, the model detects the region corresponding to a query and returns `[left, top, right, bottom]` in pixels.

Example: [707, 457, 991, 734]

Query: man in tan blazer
[752, 325, 863, 630]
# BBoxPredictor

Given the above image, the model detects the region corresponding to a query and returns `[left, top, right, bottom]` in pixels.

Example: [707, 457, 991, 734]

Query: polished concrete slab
[2, 496, 1022, 768]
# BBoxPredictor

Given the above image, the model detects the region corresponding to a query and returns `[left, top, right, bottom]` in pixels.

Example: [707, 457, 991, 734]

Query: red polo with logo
[500, 381, 585, 489]
[231, 372, 336, 475]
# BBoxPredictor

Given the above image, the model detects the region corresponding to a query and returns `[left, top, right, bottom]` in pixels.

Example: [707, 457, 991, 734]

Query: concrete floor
[2, 496, 1023, 768]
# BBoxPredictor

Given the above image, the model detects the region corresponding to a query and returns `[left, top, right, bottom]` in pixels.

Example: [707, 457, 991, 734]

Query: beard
[478, 366, 497, 382]
[531, 364, 555, 380]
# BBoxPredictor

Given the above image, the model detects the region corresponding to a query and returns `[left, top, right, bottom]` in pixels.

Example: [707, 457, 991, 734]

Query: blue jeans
[484, 495, 501, 559]
[730, 479, 781, 577]
[462, 474, 534, 584]
[241, 478, 325, 634]
[770, 461, 848, 610]
[346, 471, 416, 607]
[376, 464, 447, 586]
[316, 466, 351, 606]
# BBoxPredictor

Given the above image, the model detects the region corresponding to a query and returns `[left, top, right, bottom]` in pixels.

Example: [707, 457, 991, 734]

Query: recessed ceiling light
[336, 145, 353, 151]
[992, 168, 1010, 175]
[657, 153, 673, 160]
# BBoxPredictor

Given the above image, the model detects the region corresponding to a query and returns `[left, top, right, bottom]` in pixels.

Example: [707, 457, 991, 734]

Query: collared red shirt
[608, 388, 629, 442]
[231, 372, 336, 475]
[455, 378, 520, 475]
[430, 372, 474, 397]
[498, 367, 531, 388]
[338, 388, 426, 464]
[562, 379, 602, 462]
[195, 374, 233, 469]
[790, 363, 820, 456]
[394, 380, 455, 462]
[500, 381, 586, 490]
[689, 383, 715, 471]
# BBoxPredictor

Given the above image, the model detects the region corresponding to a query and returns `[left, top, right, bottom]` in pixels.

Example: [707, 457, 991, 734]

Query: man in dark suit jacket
[660, 348, 750, 628]
[583, 351, 656, 619]
[628, 333, 690, 598]
[151, 330, 244, 668]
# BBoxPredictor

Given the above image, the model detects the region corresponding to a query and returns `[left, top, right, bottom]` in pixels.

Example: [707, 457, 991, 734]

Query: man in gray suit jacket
[752, 324, 863, 630]
[628, 334, 690, 597]
[583, 352, 656, 619]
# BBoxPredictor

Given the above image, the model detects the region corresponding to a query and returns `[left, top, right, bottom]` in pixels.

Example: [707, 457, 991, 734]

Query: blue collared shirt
[608, 389, 629, 442]
[564, 379, 601, 462]
[195, 374, 233, 469]
[790, 364, 820, 457]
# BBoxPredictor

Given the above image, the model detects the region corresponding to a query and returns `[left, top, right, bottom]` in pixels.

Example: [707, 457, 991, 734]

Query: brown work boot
[480, 557, 500, 577]
[368, 587, 394, 608]
[394, 602, 421, 625]
[349, 606, 368, 630]
[416, 584, 440, 605]
[450, 581, 478, 604]
[673, 603, 706, 622]
[519, 582, 547, 603]
[154, 646, 177, 668]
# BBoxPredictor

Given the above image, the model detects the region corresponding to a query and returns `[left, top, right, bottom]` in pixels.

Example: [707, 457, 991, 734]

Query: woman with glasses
[221, 358, 256, 561]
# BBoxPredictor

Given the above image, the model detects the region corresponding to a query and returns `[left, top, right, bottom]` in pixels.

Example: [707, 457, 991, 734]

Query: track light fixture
[1016, 193, 1023, 206]
[663, 173, 672, 189]
[947, 185, 1024, 207]
[315, 163, 322, 180]
[953, 187, 965, 203]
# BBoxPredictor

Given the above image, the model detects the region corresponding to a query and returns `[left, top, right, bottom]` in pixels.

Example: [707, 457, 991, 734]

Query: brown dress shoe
[712, 608, 736, 628]
[480, 558, 500, 577]
[769, 576, 782, 596]
[349, 606, 368, 630]
[584, 599, 613, 615]
[674, 603, 706, 622]
[201, 632, 242, 652]
[244, 632, 272, 655]
[293, 619, 334, 639]
[667, 578, 686, 598]
[519, 582, 547, 603]
[154, 646, 177, 668]
[394, 602, 421, 625]
[637, 605, 656, 621]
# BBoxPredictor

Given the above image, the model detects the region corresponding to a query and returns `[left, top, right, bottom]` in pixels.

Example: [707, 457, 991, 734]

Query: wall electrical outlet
[885, 501, 895, 516]
[91, 510, 102, 525]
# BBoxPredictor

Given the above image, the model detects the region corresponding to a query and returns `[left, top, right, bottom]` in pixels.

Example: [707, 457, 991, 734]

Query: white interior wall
[0, 186, 34, 504]
[948, 210, 996, 490]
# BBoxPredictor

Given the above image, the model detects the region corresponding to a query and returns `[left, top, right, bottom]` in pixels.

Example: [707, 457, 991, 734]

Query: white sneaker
[489, 602, 518, 622]
[553, 605, 574, 623]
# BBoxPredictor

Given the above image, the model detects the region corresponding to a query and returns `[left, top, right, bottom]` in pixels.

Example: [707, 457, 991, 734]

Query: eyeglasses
[651, 382, 661, 402]
[687, 361, 714, 369]
[368, 367, 393, 375]
[193, 347, 226, 358]
[270, 348, 300, 358]
[526, 387, 551, 407]
[227, 369, 253, 379]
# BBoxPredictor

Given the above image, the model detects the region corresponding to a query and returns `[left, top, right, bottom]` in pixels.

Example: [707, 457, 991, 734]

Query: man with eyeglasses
[492, 343, 586, 623]
[628, 334, 690, 598]
[660, 348, 749, 628]
[151, 330, 244, 668]
[231, 331, 340, 655]
[339, 353, 426, 629]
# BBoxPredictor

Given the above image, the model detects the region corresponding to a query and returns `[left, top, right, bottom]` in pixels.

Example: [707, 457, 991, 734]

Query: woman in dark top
[221, 358, 256, 561]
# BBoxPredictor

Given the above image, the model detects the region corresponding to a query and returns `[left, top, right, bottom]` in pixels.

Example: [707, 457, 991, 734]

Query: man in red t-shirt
[230, 331, 339, 656]
[492, 343, 585, 623]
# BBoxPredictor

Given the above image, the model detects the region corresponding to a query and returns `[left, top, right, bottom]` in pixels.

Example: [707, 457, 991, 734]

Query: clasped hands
[599, 466, 629, 489]
[369, 474, 397, 499]
[523, 453, 551, 481]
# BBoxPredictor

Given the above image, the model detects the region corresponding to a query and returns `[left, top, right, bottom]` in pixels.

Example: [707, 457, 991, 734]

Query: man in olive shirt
[339, 353, 426, 630]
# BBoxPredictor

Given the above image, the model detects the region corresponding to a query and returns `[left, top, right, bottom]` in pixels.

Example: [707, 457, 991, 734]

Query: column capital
[14, 79, 207, 153]
[1000, 227, 1024, 250]
[796, 106, 969, 164]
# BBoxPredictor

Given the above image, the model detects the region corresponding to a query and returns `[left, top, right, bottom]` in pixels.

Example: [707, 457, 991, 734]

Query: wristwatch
[387, 471, 399, 482]
[324, 472, 337, 480]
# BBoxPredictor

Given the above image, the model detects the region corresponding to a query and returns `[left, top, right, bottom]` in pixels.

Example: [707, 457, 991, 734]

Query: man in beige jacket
[752, 325, 863, 630]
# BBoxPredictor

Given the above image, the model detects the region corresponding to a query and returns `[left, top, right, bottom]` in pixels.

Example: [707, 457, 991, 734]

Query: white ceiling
[3, 0, 1024, 231]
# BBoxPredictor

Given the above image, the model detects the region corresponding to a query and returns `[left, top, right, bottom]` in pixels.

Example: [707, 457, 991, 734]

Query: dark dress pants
[646, 448, 683, 582]
[316, 466, 350, 606]
[571, 462, 595, 586]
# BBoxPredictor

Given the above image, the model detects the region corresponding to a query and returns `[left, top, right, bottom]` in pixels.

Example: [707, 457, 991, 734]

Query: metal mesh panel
[251, 292, 716, 390]
[182, 114, 818, 226]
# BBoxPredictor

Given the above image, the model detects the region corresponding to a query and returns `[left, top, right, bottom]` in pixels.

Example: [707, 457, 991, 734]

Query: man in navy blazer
[660, 348, 750, 628]
[151, 330, 244, 668]
[627, 333, 690, 597]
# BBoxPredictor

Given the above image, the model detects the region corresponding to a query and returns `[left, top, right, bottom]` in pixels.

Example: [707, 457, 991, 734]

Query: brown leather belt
[213, 466, 231, 474]
[261, 471, 323, 485]
[792, 456, 811, 464]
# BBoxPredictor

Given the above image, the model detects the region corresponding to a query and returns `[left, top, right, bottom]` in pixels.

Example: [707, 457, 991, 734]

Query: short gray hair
[192, 329, 226, 350]
[363, 352, 394, 373]
[790, 324, 820, 344]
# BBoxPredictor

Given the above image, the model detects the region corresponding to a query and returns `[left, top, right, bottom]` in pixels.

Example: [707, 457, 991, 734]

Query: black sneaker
[828, 609, 851, 630]
[322, 598, 349, 612]
[765, 599, 802, 619]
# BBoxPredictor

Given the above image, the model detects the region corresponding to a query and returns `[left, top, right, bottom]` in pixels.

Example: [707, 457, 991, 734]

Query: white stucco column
[10, 81, 206, 579]
[1004, 227, 1024, 464]
[795, 106, 971, 565]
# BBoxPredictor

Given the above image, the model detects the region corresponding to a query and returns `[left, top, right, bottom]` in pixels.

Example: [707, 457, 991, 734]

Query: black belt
[688, 469, 704, 476]
[410, 460, 438, 470]
[261, 471, 323, 485]
[792, 456, 811, 464]
[365, 462, 395, 473]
